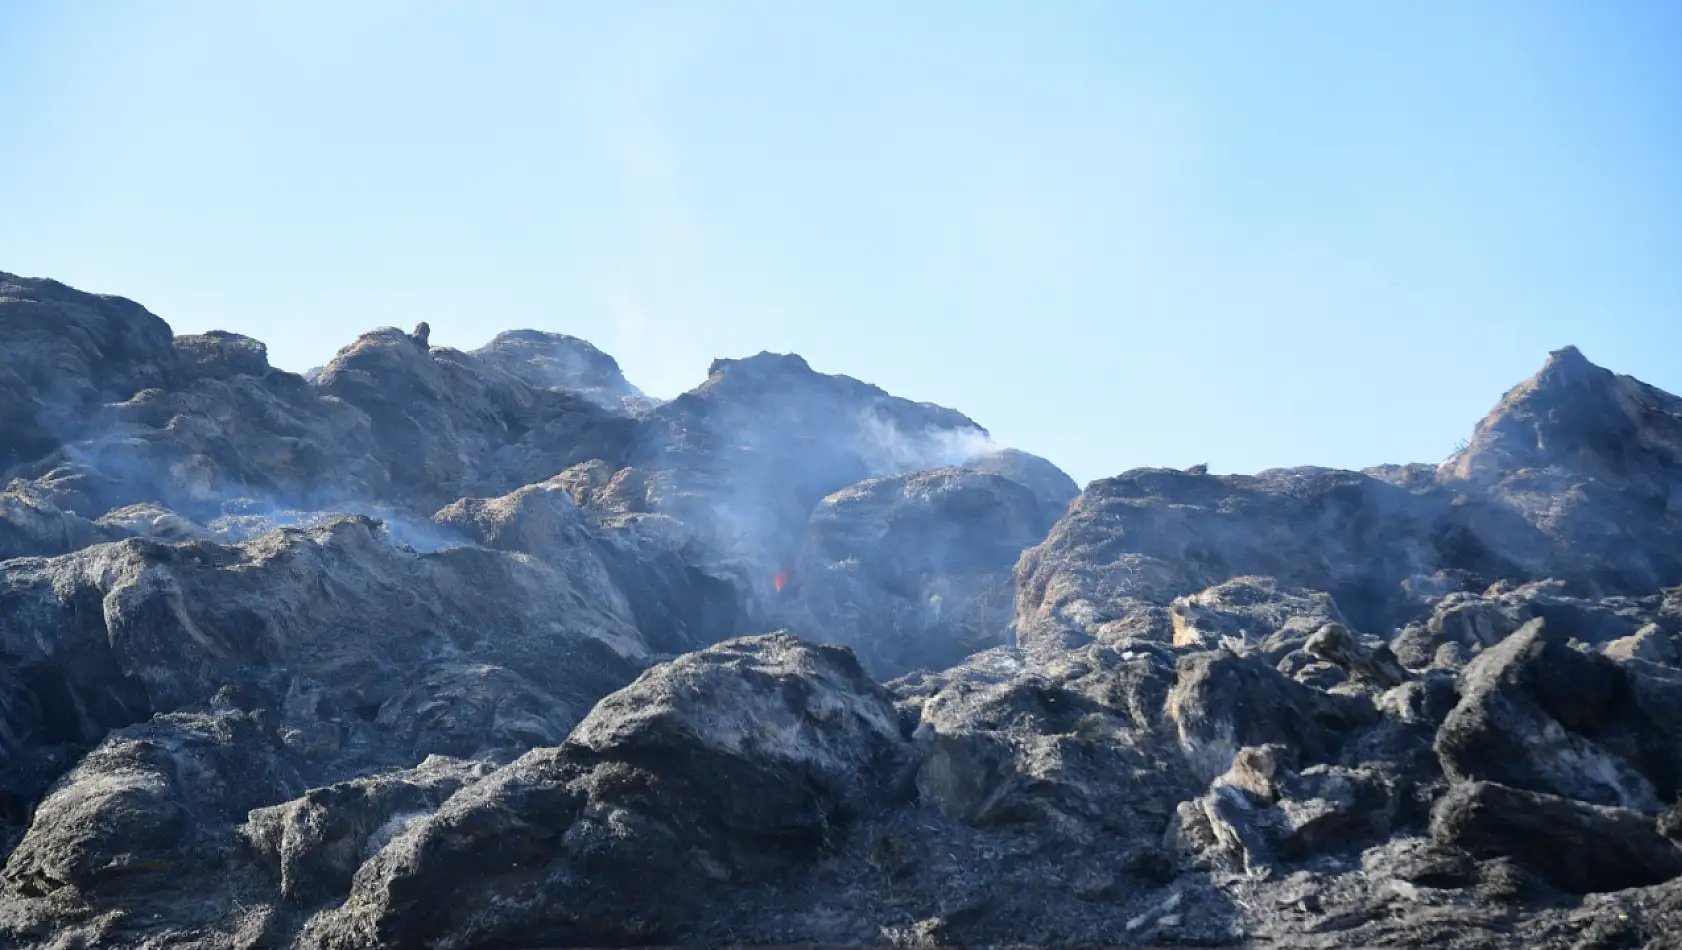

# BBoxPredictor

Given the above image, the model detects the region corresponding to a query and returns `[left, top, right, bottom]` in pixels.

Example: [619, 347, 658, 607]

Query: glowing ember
[774, 569, 790, 593]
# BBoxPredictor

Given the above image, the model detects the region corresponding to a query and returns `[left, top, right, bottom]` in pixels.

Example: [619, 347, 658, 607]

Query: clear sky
[3, 2, 1678, 486]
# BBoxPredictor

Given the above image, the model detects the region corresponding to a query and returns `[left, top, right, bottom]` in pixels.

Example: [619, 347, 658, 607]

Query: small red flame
[774, 569, 790, 593]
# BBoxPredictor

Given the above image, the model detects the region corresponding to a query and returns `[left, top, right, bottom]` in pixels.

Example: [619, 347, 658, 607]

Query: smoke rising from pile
[210, 498, 471, 555]
[853, 410, 998, 477]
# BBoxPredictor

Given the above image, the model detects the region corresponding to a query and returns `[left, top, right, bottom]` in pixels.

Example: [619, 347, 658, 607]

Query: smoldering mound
[5, 271, 1682, 949]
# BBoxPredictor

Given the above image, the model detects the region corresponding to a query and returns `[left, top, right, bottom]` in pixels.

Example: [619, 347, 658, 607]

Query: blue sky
[3, 2, 1678, 486]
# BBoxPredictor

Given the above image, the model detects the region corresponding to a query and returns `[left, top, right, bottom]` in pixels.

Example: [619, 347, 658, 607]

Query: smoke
[376, 510, 473, 555]
[852, 409, 997, 477]
[210, 498, 472, 555]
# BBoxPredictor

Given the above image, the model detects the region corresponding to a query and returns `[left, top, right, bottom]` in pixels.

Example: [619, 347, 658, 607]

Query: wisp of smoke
[852, 410, 997, 477]
[210, 497, 471, 555]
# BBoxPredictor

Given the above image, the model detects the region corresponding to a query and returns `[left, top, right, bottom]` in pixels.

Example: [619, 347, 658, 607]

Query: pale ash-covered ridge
[1443, 344, 1682, 488]
[0, 272, 176, 471]
[470, 329, 648, 411]
[1015, 341, 1682, 666]
[1436, 343, 1682, 595]
[6, 268, 1682, 949]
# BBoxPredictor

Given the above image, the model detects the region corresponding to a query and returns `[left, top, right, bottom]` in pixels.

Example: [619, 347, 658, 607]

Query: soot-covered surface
[4, 271, 1682, 949]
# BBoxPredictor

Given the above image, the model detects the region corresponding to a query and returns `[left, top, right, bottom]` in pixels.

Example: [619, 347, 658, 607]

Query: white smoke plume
[852, 409, 998, 477]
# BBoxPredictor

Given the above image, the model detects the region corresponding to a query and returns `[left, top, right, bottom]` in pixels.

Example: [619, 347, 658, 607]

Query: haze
[2, 1, 1678, 485]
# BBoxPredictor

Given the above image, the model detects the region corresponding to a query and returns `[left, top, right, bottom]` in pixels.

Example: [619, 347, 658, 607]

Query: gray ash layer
[3, 269, 1682, 948]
